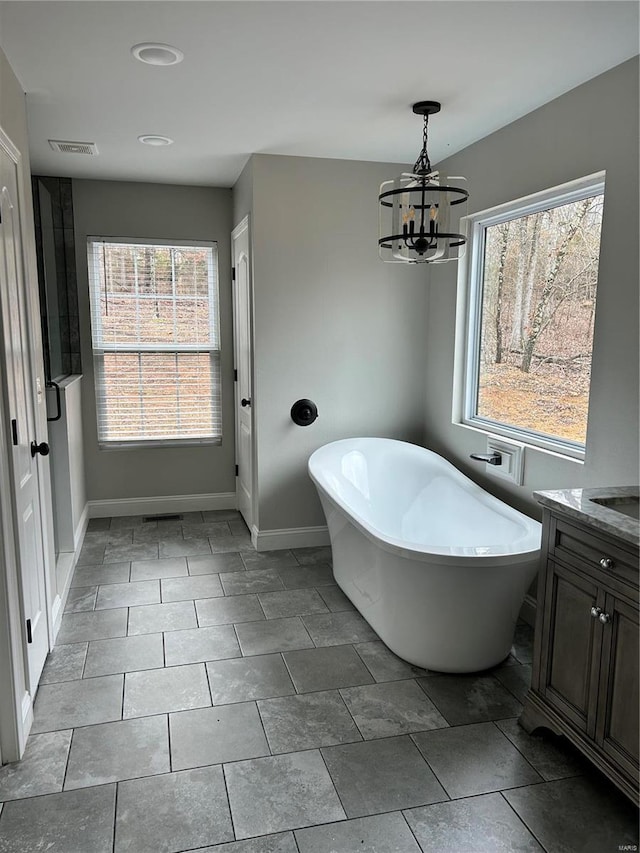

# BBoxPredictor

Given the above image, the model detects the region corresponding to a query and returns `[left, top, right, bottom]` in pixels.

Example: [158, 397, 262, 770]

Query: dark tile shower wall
[32, 176, 82, 379]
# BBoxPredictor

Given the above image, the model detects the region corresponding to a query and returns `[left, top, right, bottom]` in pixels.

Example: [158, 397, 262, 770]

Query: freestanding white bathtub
[308, 437, 541, 673]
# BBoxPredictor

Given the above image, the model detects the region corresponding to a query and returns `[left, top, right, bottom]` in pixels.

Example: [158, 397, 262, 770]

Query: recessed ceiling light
[138, 135, 174, 146]
[131, 42, 184, 66]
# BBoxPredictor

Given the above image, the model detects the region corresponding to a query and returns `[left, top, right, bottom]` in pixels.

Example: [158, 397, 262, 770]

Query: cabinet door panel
[597, 595, 639, 780]
[541, 561, 601, 735]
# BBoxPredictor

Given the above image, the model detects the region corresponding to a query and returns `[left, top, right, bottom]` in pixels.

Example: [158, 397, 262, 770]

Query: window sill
[98, 437, 223, 451]
[454, 420, 585, 465]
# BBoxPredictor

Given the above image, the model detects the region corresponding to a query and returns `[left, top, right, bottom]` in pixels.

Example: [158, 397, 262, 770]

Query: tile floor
[0, 510, 637, 852]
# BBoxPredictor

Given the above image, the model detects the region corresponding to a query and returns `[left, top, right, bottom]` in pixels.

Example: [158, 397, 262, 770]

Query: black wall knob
[31, 441, 50, 458]
[291, 399, 318, 427]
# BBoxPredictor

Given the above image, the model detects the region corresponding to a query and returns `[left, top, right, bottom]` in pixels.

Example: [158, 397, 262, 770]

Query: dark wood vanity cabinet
[521, 508, 639, 805]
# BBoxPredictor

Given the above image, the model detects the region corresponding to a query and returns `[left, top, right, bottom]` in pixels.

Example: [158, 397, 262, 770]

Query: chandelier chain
[413, 113, 432, 175]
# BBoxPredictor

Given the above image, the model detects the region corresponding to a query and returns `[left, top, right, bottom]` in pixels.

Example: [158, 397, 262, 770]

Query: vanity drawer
[551, 517, 639, 590]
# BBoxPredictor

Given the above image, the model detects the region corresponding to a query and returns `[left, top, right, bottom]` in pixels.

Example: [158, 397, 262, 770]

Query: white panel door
[0, 139, 49, 696]
[232, 217, 254, 530]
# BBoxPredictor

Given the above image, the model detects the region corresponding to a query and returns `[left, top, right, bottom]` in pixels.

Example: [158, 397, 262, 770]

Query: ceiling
[1, 1, 638, 188]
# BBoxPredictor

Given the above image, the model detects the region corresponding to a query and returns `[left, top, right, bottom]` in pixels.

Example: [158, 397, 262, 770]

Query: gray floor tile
[0, 731, 71, 801]
[412, 721, 543, 798]
[164, 625, 241, 666]
[0, 783, 116, 853]
[115, 765, 233, 852]
[302, 611, 378, 646]
[258, 588, 329, 620]
[355, 641, 430, 682]
[170, 703, 269, 770]
[207, 654, 295, 704]
[322, 735, 447, 818]
[84, 633, 164, 677]
[235, 616, 314, 656]
[64, 715, 170, 788]
[87, 517, 112, 531]
[130, 557, 188, 581]
[105, 542, 159, 563]
[196, 594, 265, 627]
[188, 552, 245, 575]
[202, 509, 243, 522]
[159, 537, 211, 558]
[317, 585, 355, 612]
[228, 517, 250, 537]
[225, 750, 346, 840]
[277, 565, 335, 590]
[404, 792, 544, 852]
[84, 529, 133, 546]
[95, 579, 160, 610]
[209, 534, 253, 554]
[258, 690, 362, 753]
[341, 680, 448, 740]
[184, 521, 232, 538]
[283, 645, 374, 692]
[221, 568, 285, 596]
[493, 663, 532, 703]
[64, 586, 97, 613]
[417, 673, 523, 725]
[504, 775, 639, 853]
[110, 515, 146, 529]
[511, 621, 535, 664]
[240, 549, 298, 571]
[495, 718, 589, 781]
[295, 812, 423, 853]
[71, 562, 130, 587]
[123, 663, 211, 718]
[190, 832, 298, 853]
[128, 600, 197, 635]
[161, 574, 224, 602]
[40, 642, 88, 684]
[76, 541, 106, 566]
[57, 608, 128, 644]
[132, 525, 177, 543]
[32, 675, 123, 733]
[292, 546, 332, 566]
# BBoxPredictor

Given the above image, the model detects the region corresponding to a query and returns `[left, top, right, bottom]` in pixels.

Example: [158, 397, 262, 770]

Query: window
[455, 173, 605, 458]
[87, 238, 222, 447]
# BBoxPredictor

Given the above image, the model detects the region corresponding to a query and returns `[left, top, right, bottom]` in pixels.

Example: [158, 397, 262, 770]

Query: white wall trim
[252, 525, 330, 552]
[20, 690, 33, 736]
[87, 492, 237, 518]
[74, 503, 89, 553]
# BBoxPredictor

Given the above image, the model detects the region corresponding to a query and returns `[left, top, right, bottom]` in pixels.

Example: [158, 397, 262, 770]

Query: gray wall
[73, 179, 236, 501]
[245, 154, 429, 532]
[425, 57, 639, 517]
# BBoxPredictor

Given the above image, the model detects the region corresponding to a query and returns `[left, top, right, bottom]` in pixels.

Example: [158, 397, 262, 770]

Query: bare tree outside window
[475, 193, 604, 445]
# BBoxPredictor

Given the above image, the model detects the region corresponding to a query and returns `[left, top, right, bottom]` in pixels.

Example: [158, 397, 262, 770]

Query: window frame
[87, 236, 222, 449]
[453, 172, 606, 461]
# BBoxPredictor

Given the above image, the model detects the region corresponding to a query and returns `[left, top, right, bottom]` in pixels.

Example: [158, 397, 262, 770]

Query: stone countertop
[534, 486, 640, 549]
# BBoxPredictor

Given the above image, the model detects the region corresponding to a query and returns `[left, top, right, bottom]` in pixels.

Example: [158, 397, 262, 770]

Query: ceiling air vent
[48, 140, 98, 155]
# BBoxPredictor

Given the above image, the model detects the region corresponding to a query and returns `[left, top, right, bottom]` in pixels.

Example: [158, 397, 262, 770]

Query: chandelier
[379, 101, 468, 263]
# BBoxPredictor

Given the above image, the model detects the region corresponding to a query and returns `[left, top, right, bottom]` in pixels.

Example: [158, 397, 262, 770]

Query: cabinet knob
[599, 557, 614, 570]
[598, 611, 611, 624]
[590, 606, 602, 619]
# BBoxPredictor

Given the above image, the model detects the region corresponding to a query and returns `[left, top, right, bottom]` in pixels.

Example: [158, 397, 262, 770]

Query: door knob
[31, 441, 50, 458]
[241, 398, 251, 407]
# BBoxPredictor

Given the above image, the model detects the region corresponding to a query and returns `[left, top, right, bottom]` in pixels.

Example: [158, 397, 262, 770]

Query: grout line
[111, 780, 118, 853]
[59, 727, 75, 793]
[220, 763, 237, 842]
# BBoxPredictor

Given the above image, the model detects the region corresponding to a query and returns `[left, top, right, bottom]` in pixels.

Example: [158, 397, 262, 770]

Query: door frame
[0, 125, 54, 761]
[231, 215, 257, 534]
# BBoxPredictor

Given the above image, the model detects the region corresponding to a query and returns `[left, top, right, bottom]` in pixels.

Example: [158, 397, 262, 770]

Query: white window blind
[87, 238, 222, 447]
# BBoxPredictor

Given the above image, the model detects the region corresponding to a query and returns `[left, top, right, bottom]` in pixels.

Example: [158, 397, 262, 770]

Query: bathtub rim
[309, 437, 542, 567]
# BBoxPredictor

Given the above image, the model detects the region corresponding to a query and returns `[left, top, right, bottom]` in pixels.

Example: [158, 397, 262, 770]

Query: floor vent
[142, 513, 183, 523]
[48, 139, 99, 155]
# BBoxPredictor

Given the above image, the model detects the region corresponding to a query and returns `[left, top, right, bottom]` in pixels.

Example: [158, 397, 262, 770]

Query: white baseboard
[252, 525, 330, 552]
[520, 593, 537, 627]
[87, 492, 238, 518]
[74, 504, 89, 552]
